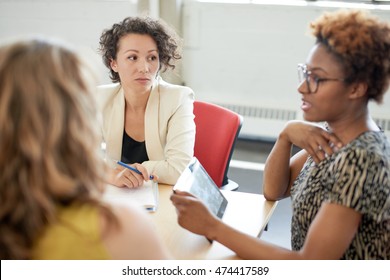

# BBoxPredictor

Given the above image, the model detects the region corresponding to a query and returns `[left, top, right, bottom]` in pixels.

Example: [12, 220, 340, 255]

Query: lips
[135, 77, 150, 81]
[301, 99, 312, 111]
[135, 77, 151, 85]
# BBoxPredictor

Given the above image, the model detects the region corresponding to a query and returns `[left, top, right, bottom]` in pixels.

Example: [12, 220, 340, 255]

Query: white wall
[1, 0, 390, 139]
[0, 0, 139, 83]
[181, 1, 390, 139]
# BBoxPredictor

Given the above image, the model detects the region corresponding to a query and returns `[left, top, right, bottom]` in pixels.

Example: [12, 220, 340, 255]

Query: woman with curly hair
[97, 16, 195, 187]
[171, 9, 390, 259]
[0, 37, 169, 259]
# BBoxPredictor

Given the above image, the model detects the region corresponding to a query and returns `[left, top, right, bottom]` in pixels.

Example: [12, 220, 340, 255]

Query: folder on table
[103, 180, 158, 212]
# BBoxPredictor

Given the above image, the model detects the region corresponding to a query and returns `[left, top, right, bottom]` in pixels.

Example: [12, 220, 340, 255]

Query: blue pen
[117, 161, 154, 180]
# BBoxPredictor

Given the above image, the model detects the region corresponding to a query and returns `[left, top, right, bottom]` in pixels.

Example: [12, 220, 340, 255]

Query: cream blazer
[96, 77, 195, 185]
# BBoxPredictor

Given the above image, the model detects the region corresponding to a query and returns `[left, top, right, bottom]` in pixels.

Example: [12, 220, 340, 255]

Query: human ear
[110, 59, 118, 72]
[349, 82, 368, 100]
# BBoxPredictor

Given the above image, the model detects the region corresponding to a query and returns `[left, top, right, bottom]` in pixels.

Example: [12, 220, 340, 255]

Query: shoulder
[97, 83, 122, 95]
[154, 79, 194, 115]
[328, 132, 390, 214]
[100, 202, 169, 259]
[157, 78, 194, 101]
[359, 131, 390, 157]
[95, 83, 122, 108]
[32, 203, 111, 260]
[58, 203, 99, 224]
[340, 131, 390, 166]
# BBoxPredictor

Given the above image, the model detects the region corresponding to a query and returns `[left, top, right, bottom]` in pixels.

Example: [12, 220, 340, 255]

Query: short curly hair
[310, 9, 390, 103]
[99, 16, 182, 83]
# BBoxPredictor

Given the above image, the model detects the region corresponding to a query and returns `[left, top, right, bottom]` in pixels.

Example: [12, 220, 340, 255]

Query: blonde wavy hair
[0, 37, 114, 259]
[310, 9, 390, 103]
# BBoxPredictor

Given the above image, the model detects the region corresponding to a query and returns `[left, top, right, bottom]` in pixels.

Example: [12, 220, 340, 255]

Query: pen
[117, 161, 154, 180]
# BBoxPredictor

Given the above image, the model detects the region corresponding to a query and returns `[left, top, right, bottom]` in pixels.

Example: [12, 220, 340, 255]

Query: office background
[1, 0, 389, 140]
[1, 0, 390, 249]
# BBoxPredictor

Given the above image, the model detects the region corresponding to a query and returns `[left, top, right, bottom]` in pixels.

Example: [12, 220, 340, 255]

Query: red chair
[193, 101, 243, 190]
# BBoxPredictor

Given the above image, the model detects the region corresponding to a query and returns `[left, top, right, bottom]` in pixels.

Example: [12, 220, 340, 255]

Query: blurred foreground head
[0, 36, 106, 259]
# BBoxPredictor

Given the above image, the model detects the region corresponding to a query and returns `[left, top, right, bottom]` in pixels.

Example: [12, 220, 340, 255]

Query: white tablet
[173, 157, 228, 218]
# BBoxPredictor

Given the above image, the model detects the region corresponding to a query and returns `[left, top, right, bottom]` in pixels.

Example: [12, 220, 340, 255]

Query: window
[194, 1, 390, 11]
[196, 0, 390, 4]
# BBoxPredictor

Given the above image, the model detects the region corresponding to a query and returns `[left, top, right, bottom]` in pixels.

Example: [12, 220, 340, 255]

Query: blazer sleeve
[95, 83, 125, 166]
[143, 80, 195, 185]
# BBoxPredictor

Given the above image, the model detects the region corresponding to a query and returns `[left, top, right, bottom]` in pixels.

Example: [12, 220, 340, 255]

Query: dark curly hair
[99, 16, 182, 83]
[310, 9, 390, 103]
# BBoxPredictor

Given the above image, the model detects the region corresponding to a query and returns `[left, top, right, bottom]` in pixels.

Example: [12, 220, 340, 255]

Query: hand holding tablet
[173, 157, 228, 219]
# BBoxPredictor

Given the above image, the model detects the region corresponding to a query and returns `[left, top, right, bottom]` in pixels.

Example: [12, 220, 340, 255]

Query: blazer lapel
[145, 77, 164, 159]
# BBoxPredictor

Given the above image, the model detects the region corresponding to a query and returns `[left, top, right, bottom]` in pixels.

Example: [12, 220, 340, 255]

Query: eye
[127, 55, 137, 61]
[148, 55, 158, 61]
[307, 72, 320, 83]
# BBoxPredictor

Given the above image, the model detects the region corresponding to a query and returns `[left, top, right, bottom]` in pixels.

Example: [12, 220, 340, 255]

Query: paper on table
[103, 180, 158, 211]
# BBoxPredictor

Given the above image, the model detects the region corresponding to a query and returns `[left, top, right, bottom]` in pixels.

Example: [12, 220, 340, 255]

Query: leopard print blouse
[290, 131, 390, 259]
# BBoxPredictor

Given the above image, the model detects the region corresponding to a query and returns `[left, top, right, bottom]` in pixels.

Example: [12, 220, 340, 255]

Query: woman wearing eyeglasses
[171, 9, 390, 259]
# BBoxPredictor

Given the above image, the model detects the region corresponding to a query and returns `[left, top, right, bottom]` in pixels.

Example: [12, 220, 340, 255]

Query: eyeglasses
[297, 63, 346, 94]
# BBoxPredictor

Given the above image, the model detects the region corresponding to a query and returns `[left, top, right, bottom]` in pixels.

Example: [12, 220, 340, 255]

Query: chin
[303, 114, 322, 123]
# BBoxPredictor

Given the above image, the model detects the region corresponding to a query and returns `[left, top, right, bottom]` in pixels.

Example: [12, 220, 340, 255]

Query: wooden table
[149, 184, 277, 259]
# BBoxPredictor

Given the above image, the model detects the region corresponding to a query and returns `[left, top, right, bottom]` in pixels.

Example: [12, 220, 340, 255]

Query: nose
[297, 80, 309, 94]
[138, 59, 150, 74]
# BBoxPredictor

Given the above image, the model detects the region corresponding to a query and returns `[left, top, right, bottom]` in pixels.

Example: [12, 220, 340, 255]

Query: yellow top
[31, 203, 111, 260]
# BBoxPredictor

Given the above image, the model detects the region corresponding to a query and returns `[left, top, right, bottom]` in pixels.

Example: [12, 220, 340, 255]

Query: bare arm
[263, 134, 308, 201]
[101, 204, 171, 259]
[213, 202, 360, 259]
[263, 121, 343, 201]
[171, 191, 361, 259]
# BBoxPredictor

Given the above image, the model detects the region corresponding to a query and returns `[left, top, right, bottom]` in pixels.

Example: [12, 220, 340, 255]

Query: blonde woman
[0, 37, 169, 260]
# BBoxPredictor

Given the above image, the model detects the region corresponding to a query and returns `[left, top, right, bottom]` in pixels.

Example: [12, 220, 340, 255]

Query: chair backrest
[193, 101, 243, 188]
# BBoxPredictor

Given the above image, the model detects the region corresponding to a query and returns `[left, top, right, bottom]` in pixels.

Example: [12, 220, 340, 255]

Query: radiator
[217, 102, 390, 141]
[215, 103, 297, 140]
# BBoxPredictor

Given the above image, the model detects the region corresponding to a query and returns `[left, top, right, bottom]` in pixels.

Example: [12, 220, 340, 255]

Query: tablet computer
[173, 157, 228, 219]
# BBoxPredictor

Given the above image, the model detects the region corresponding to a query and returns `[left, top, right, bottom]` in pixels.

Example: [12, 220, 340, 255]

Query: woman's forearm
[211, 220, 300, 260]
[263, 132, 293, 201]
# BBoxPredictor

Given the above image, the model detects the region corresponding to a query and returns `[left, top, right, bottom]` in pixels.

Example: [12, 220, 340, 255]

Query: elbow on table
[263, 187, 287, 201]
[263, 192, 278, 201]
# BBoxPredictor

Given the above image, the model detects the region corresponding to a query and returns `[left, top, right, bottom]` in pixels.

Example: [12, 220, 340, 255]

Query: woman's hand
[281, 121, 343, 164]
[170, 190, 220, 240]
[109, 163, 152, 188]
